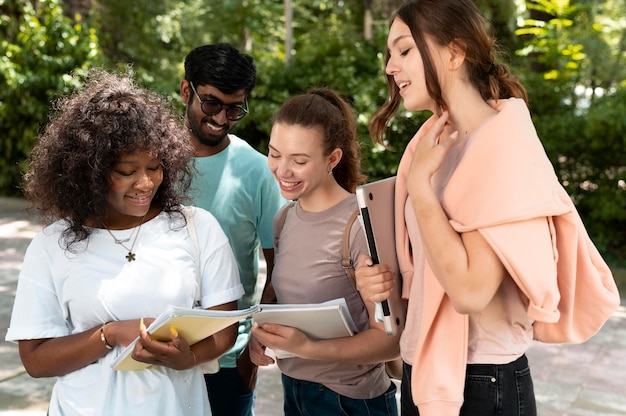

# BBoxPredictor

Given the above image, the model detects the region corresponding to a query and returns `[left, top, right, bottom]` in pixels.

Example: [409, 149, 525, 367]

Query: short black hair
[184, 43, 256, 98]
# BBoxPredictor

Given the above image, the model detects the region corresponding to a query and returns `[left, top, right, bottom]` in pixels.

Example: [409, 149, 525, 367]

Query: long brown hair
[370, 0, 528, 146]
[273, 88, 366, 193]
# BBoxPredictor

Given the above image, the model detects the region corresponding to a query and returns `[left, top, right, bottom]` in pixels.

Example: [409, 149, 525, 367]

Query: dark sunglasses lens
[201, 101, 222, 116]
[226, 108, 246, 121]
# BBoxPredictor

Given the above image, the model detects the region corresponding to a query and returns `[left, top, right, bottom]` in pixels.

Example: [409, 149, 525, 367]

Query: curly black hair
[23, 69, 195, 251]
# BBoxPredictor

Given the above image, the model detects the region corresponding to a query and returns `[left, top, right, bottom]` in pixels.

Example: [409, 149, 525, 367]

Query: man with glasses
[180, 43, 285, 416]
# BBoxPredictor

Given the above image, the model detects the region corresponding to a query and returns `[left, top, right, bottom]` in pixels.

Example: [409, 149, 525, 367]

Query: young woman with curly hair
[6, 70, 243, 415]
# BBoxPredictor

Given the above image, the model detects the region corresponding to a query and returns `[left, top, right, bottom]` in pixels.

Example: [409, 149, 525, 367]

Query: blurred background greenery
[1, 0, 624, 286]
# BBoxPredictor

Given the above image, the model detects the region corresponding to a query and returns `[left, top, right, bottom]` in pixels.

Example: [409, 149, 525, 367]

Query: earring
[328, 168, 333, 175]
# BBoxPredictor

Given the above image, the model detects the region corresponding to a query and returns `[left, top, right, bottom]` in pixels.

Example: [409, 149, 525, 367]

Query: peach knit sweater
[395, 98, 620, 415]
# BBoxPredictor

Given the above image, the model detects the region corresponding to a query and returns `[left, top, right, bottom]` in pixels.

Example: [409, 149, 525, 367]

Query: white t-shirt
[6, 206, 243, 416]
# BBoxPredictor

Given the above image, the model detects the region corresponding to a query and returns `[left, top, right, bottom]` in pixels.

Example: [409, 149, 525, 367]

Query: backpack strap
[184, 205, 239, 374]
[273, 201, 296, 248]
[341, 209, 361, 290]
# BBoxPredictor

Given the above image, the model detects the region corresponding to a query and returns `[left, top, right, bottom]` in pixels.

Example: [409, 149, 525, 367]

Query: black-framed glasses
[189, 81, 249, 121]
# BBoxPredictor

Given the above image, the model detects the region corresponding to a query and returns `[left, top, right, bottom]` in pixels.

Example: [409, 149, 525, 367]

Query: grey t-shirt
[272, 195, 390, 399]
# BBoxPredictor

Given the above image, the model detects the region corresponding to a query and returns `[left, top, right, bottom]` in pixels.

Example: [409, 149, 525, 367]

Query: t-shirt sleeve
[193, 208, 245, 308]
[5, 230, 69, 341]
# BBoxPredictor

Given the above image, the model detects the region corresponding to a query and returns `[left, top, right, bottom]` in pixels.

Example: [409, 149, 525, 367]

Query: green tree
[517, 0, 626, 258]
[89, 0, 286, 96]
[62, 0, 522, 182]
[2, 0, 624, 262]
[0, 0, 102, 195]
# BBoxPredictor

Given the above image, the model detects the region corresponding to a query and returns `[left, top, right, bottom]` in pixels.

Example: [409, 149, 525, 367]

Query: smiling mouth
[128, 194, 152, 204]
[204, 120, 226, 132]
[398, 81, 411, 91]
[279, 180, 301, 190]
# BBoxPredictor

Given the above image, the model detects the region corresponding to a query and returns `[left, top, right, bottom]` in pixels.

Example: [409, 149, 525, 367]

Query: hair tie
[309, 89, 343, 114]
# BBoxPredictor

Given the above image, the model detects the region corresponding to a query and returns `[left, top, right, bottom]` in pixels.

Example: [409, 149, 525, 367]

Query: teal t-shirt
[190, 134, 286, 367]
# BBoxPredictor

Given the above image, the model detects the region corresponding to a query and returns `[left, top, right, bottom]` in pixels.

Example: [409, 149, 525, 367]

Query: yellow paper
[112, 305, 259, 371]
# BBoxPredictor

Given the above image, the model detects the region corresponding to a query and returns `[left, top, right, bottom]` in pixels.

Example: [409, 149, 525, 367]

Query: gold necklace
[104, 214, 148, 262]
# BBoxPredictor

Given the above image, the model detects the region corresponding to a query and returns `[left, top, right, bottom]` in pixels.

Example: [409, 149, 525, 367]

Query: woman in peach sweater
[355, 1, 619, 415]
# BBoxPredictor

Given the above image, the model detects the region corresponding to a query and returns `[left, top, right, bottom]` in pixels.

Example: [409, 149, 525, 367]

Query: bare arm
[18, 319, 145, 378]
[407, 113, 506, 314]
[193, 301, 239, 364]
[19, 301, 239, 377]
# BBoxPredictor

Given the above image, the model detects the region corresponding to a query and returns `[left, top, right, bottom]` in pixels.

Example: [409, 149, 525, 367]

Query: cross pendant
[126, 252, 136, 262]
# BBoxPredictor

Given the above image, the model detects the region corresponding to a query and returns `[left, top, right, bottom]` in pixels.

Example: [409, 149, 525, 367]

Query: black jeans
[401, 354, 536, 416]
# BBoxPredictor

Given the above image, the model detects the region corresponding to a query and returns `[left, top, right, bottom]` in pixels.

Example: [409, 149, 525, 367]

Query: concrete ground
[0, 197, 624, 415]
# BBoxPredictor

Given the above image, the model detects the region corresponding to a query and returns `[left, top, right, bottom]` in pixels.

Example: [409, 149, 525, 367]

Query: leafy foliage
[0, 0, 102, 195]
[564, 88, 626, 259]
[1, 0, 624, 261]
[517, 0, 626, 257]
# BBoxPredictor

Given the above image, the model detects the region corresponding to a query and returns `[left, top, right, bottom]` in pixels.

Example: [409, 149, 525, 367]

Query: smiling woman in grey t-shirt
[250, 88, 400, 416]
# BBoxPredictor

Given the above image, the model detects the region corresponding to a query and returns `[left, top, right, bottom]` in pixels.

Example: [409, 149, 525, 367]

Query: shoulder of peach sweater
[443, 98, 570, 231]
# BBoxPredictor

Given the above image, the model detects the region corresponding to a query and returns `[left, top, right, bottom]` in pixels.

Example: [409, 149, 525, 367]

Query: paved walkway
[0, 197, 624, 415]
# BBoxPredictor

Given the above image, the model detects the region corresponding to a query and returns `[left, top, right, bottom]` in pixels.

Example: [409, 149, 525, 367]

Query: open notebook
[112, 305, 259, 371]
